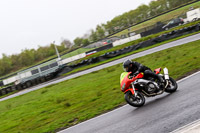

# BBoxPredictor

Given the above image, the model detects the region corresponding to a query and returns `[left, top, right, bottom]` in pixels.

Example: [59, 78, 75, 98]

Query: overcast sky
[0, 0, 152, 57]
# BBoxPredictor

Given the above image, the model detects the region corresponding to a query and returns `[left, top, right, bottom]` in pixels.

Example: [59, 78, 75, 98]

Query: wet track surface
[0, 33, 200, 133]
[59, 72, 200, 133]
[1, 33, 200, 102]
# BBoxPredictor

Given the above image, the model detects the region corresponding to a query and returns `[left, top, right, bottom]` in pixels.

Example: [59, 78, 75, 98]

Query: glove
[134, 71, 140, 76]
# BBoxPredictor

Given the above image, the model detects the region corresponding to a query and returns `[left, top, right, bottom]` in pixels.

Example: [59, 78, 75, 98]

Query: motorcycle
[120, 67, 178, 107]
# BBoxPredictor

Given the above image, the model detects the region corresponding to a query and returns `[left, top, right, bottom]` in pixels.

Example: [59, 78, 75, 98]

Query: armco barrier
[0, 0, 199, 84]
[113, 34, 141, 47]
[3, 76, 18, 86]
[104, 0, 199, 39]
[0, 63, 62, 97]
[61, 53, 86, 65]
[64, 23, 200, 74]
[0, 24, 199, 97]
[85, 43, 113, 56]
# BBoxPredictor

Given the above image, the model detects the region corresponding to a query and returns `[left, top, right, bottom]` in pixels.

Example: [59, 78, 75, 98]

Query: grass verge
[2, 1, 200, 80]
[71, 19, 200, 66]
[1, 30, 199, 100]
[0, 39, 200, 133]
[111, 1, 200, 37]
[61, 48, 94, 59]
[63, 30, 200, 76]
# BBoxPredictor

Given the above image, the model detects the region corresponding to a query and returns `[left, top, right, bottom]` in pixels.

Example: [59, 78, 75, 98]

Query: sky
[0, 0, 152, 57]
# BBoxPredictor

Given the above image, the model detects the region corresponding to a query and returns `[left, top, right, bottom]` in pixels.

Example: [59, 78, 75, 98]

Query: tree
[137, 4, 150, 20]
[0, 54, 12, 75]
[82, 39, 90, 46]
[74, 37, 83, 46]
[61, 39, 73, 49]
[149, 0, 162, 16]
[96, 25, 105, 40]
[11, 54, 21, 70]
[105, 21, 115, 34]
[0, 60, 5, 76]
[90, 30, 98, 42]
[18, 49, 35, 66]
[48, 43, 56, 56]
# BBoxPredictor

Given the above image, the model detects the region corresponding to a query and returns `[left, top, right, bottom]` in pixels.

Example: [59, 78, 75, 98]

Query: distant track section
[1, 32, 200, 102]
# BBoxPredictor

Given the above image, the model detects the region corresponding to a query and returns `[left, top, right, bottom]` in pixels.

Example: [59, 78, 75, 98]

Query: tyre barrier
[88, 57, 99, 64]
[0, 70, 60, 97]
[24, 81, 31, 88]
[0, 88, 6, 96]
[16, 84, 22, 90]
[0, 24, 199, 97]
[64, 23, 200, 74]
[6, 87, 12, 93]
[11, 86, 16, 92]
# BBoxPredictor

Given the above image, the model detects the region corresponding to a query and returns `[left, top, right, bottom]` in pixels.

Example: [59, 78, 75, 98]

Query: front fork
[165, 80, 169, 88]
[132, 83, 137, 97]
[124, 83, 137, 97]
[163, 67, 170, 88]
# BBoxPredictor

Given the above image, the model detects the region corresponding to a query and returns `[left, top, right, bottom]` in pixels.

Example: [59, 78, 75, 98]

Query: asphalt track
[1, 33, 200, 102]
[58, 71, 200, 133]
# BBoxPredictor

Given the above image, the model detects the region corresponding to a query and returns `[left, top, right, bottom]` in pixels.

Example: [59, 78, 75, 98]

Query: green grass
[64, 29, 200, 76]
[61, 48, 94, 59]
[1, 28, 199, 100]
[111, 1, 200, 37]
[1, 1, 200, 80]
[0, 39, 200, 133]
[71, 19, 200, 66]
[0, 47, 92, 82]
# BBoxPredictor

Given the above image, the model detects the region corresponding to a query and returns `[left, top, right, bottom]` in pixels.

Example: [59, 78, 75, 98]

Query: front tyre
[125, 91, 145, 107]
[165, 77, 178, 93]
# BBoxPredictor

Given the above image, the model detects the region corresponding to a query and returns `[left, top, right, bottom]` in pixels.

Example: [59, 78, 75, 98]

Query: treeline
[0, 0, 197, 77]
[74, 0, 197, 46]
[0, 40, 72, 77]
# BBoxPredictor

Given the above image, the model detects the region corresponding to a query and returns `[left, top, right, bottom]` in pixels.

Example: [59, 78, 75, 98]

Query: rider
[122, 59, 164, 88]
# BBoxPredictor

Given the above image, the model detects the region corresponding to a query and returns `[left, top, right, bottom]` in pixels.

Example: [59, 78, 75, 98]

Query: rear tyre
[165, 77, 178, 93]
[125, 91, 145, 107]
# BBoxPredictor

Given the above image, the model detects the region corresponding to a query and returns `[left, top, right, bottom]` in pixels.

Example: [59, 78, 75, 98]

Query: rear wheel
[125, 91, 145, 107]
[165, 77, 178, 93]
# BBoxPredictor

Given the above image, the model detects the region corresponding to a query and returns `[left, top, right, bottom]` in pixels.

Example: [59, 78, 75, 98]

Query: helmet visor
[123, 67, 129, 72]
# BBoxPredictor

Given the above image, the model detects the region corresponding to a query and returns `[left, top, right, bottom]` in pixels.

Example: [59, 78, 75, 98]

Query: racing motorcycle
[120, 67, 178, 107]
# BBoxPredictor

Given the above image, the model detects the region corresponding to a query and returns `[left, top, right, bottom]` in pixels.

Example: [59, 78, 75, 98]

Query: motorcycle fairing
[154, 68, 162, 74]
[120, 72, 144, 93]
[120, 72, 135, 92]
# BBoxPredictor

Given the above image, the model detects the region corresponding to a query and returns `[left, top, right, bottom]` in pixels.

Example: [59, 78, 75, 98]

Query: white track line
[171, 119, 200, 133]
[177, 71, 200, 83]
[58, 71, 200, 133]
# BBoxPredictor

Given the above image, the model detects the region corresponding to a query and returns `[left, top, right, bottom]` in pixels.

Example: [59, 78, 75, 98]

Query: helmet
[123, 59, 132, 72]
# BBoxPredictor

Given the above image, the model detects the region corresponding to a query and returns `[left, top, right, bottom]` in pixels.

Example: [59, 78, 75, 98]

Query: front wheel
[165, 77, 178, 93]
[125, 91, 145, 107]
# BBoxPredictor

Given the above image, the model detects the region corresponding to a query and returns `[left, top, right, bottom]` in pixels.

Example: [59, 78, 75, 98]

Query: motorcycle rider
[122, 59, 164, 88]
